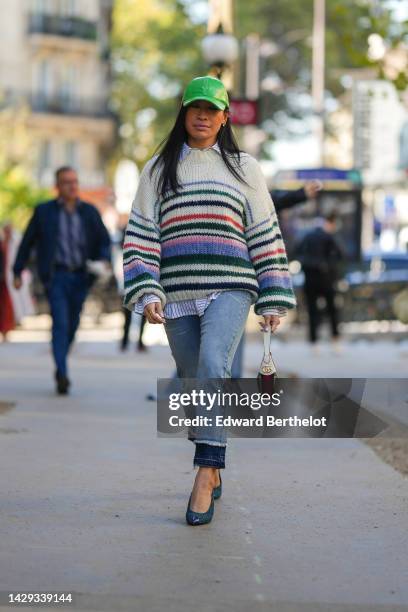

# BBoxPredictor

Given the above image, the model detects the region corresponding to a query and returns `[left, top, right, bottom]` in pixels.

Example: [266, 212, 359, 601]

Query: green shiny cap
[182, 76, 229, 110]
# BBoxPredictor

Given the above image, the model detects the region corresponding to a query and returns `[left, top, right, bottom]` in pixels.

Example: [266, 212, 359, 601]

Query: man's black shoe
[55, 372, 70, 395]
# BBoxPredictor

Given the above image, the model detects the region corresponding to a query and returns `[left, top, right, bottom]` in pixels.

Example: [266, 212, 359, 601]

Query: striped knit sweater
[123, 147, 296, 315]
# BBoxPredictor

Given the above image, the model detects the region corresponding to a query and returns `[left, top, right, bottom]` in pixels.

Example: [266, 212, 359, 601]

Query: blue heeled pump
[186, 491, 215, 526]
[213, 471, 222, 500]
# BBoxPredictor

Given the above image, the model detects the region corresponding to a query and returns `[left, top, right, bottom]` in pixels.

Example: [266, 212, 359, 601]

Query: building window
[31, 0, 53, 14]
[38, 140, 51, 173]
[30, 0, 77, 15]
[60, 0, 77, 16]
[59, 64, 77, 109]
[65, 141, 79, 168]
[38, 59, 52, 98]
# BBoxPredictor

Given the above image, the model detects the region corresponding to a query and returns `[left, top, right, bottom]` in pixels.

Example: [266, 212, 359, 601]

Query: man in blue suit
[13, 166, 111, 395]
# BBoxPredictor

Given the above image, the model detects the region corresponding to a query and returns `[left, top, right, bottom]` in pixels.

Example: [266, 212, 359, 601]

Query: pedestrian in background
[272, 180, 323, 213]
[13, 167, 111, 394]
[0, 228, 15, 341]
[2, 223, 35, 326]
[121, 305, 148, 352]
[296, 212, 344, 352]
[123, 76, 296, 526]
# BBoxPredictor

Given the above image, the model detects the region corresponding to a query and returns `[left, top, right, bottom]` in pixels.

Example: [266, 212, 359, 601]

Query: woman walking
[123, 76, 296, 525]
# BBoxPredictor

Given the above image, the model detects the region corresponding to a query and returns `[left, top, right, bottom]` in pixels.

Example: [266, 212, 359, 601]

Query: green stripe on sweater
[124, 283, 164, 304]
[253, 257, 289, 272]
[258, 288, 295, 297]
[124, 272, 155, 287]
[159, 269, 256, 280]
[162, 188, 245, 208]
[128, 218, 158, 234]
[160, 254, 254, 269]
[161, 221, 244, 239]
[123, 249, 160, 264]
[245, 221, 279, 240]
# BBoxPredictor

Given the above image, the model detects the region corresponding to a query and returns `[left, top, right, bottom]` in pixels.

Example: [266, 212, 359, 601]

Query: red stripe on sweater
[161, 213, 243, 231]
[252, 248, 286, 262]
[123, 242, 160, 255]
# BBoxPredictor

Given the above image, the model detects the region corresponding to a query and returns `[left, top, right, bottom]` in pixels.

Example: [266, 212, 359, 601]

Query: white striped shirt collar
[180, 141, 221, 162]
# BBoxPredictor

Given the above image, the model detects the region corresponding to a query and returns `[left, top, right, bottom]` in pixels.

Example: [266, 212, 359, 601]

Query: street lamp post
[312, 0, 326, 166]
[201, 26, 239, 81]
[201, 0, 239, 87]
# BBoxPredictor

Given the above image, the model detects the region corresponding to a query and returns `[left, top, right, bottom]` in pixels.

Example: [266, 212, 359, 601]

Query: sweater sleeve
[242, 155, 297, 315]
[122, 159, 167, 311]
[133, 293, 161, 315]
[258, 306, 287, 317]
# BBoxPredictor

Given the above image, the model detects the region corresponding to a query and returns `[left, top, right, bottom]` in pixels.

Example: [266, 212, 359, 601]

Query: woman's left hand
[259, 314, 280, 333]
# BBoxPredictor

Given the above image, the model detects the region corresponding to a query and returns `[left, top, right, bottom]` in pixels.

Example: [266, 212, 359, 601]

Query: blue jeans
[164, 290, 252, 468]
[231, 333, 245, 378]
[45, 269, 88, 377]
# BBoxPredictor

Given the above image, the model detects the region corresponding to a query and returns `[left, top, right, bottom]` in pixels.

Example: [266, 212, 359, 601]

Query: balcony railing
[30, 93, 112, 118]
[0, 89, 114, 119]
[28, 13, 97, 41]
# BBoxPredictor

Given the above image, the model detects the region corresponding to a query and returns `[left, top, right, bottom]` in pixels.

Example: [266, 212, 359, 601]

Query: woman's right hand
[144, 302, 166, 324]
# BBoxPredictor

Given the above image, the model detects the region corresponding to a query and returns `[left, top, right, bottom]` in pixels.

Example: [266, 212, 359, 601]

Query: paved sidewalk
[0, 337, 407, 611]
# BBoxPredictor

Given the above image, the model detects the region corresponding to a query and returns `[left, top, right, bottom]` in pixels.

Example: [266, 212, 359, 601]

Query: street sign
[275, 167, 362, 188]
[353, 80, 407, 185]
[229, 99, 258, 125]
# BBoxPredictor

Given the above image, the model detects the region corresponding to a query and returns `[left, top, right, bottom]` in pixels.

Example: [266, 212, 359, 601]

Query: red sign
[229, 99, 258, 126]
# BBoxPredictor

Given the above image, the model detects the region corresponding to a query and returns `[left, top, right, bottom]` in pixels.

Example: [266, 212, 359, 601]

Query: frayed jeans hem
[193, 442, 226, 469]
[189, 438, 227, 447]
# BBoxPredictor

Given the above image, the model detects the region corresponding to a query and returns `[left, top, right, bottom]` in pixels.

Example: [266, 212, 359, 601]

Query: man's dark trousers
[46, 268, 88, 377]
[303, 271, 339, 344]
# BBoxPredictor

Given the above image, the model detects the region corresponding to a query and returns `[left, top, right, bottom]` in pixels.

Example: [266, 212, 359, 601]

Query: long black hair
[150, 105, 247, 197]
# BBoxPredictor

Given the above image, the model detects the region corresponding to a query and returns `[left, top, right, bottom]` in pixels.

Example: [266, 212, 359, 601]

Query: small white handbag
[257, 328, 277, 393]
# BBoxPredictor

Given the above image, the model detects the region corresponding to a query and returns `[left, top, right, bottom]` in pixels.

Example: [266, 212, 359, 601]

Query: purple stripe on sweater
[161, 240, 251, 259]
[245, 213, 274, 235]
[162, 234, 248, 251]
[132, 209, 159, 229]
[259, 274, 292, 290]
[124, 260, 160, 282]
[258, 270, 290, 281]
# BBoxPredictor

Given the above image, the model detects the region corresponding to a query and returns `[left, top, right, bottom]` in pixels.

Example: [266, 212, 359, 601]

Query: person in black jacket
[230, 180, 323, 377]
[272, 180, 322, 213]
[296, 212, 344, 348]
[13, 166, 111, 394]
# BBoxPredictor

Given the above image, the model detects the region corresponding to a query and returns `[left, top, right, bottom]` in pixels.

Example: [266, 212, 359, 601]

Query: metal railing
[0, 90, 113, 119]
[28, 13, 97, 41]
[29, 92, 112, 118]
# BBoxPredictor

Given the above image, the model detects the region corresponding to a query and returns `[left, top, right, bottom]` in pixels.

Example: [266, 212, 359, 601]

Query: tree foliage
[235, 0, 407, 140]
[0, 165, 51, 229]
[111, 0, 407, 162]
[111, 0, 207, 166]
[0, 107, 51, 228]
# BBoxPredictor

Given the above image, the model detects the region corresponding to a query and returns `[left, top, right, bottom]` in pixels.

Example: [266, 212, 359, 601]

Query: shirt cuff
[134, 293, 161, 314]
[257, 306, 287, 317]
